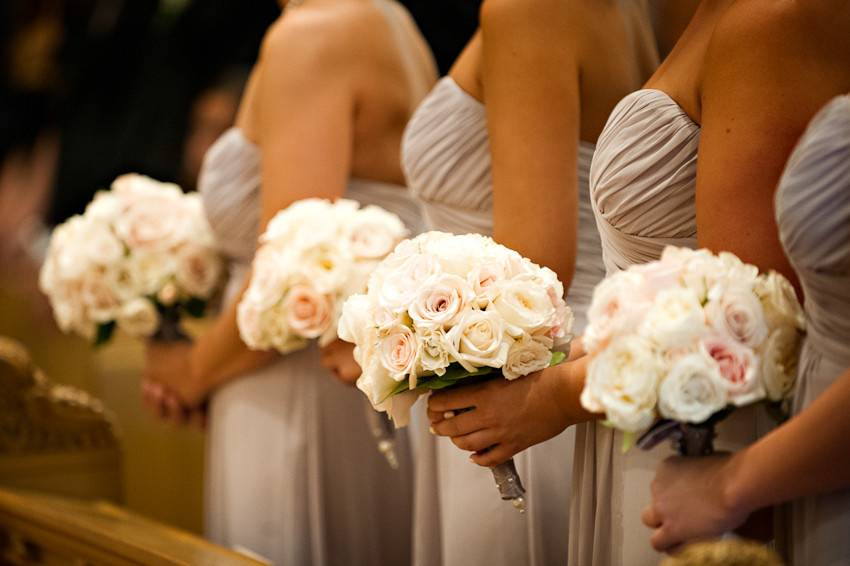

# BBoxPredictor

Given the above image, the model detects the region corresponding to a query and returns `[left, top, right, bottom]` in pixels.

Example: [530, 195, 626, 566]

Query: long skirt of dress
[411, 400, 573, 566]
[569, 407, 770, 566]
[205, 343, 413, 566]
[790, 340, 850, 566]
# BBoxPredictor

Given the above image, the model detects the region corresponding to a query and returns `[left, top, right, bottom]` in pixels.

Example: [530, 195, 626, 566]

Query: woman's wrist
[720, 448, 760, 521]
[552, 356, 597, 426]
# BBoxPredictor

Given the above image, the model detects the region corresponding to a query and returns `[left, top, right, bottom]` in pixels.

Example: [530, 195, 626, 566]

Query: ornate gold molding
[0, 337, 120, 454]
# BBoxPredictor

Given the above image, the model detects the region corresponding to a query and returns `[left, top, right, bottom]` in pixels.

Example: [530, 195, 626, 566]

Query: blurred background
[0, 0, 481, 536]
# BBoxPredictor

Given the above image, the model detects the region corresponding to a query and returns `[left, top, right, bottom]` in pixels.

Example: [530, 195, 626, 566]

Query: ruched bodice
[777, 95, 850, 368]
[402, 76, 601, 331]
[776, 95, 850, 566]
[200, 127, 424, 270]
[589, 89, 700, 273]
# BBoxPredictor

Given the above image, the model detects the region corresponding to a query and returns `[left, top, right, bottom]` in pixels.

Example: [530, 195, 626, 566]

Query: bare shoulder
[480, 0, 572, 30]
[259, 4, 382, 76]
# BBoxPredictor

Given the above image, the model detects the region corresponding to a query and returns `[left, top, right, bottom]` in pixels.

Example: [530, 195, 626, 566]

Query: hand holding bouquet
[580, 246, 805, 455]
[40, 174, 223, 344]
[338, 231, 573, 510]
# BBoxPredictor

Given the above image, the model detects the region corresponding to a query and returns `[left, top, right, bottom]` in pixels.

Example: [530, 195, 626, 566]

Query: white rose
[445, 310, 510, 372]
[658, 352, 728, 424]
[503, 334, 552, 380]
[175, 243, 221, 299]
[467, 261, 509, 307]
[85, 191, 120, 222]
[492, 279, 556, 336]
[584, 271, 651, 353]
[127, 251, 176, 296]
[756, 271, 805, 331]
[377, 253, 441, 313]
[338, 294, 373, 347]
[114, 184, 188, 253]
[409, 274, 473, 330]
[298, 245, 351, 295]
[640, 287, 706, 348]
[116, 298, 160, 337]
[80, 271, 121, 322]
[417, 328, 451, 378]
[581, 335, 662, 433]
[378, 324, 419, 381]
[245, 246, 285, 309]
[345, 205, 406, 259]
[284, 285, 334, 339]
[82, 222, 124, 266]
[237, 299, 266, 349]
[699, 334, 764, 406]
[706, 283, 768, 348]
[760, 326, 802, 401]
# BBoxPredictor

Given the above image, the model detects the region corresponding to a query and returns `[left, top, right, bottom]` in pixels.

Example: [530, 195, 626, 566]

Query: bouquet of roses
[236, 198, 409, 466]
[580, 246, 805, 455]
[338, 231, 573, 510]
[39, 174, 223, 345]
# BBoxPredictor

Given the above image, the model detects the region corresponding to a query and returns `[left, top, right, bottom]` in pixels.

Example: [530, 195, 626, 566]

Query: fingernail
[429, 426, 436, 434]
[469, 455, 475, 463]
[443, 411, 455, 419]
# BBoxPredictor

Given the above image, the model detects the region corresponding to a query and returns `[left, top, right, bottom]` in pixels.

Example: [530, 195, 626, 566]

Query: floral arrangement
[39, 174, 223, 344]
[236, 198, 409, 353]
[338, 231, 573, 508]
[580, 246, 805, 454]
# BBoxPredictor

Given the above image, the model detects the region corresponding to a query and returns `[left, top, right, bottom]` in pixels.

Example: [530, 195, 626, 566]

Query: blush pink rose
[699, 334, 764, 406]
[284, 285, 333, 339]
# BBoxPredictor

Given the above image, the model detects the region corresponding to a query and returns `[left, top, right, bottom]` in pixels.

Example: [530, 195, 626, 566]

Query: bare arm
[482, 0, 581, 285]
[148, 15, 356, 405]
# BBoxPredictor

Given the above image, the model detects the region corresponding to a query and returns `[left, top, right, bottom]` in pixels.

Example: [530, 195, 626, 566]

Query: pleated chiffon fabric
[402, 75, 604, 566]
[198, 127, 423, 565]
[776, 95, 850, 566]
[573, 88, 766, 566]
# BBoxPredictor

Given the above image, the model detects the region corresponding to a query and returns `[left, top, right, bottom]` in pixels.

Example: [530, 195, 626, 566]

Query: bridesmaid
[402, 1, 656, 564]
[429, 1, 850, 564]
[143, 0, 437, 564]
[644, 94, 850, 563]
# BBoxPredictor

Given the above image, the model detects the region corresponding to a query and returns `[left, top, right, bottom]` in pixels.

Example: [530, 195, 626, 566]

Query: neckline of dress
[627, 88, 701, 129]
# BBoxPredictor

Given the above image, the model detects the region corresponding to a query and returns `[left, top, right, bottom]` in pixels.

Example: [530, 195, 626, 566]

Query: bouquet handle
[152, 305, 191, 343]
[491, 458, 526, 512]
[363, 401, 399, 469]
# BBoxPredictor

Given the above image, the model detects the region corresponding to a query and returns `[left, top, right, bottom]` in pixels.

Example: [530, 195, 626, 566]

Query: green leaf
[93, 321, 116, 347]
[183, 297, 207, 318]
[550, 350, 566, 367]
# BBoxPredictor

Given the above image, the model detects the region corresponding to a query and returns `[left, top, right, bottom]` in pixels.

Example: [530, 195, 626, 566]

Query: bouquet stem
[675, 422, 717, 456]
[491, 458, 526, 513]
[364, 401, 399, 469]
[153, 305, 190, 343]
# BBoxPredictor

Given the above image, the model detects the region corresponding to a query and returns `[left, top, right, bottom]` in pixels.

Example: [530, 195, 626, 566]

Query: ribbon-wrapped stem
[152, 304, 191, 343]
[364, 402, 399, 469]
[491, 458, 526, 512]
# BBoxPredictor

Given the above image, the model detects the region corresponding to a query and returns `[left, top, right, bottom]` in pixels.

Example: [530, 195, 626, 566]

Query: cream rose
[378, 324, 419, 381]
[581, 335, 662, 433]
[346, 206, 406, 259]
[409, 274, 472, 330]
[658, 352, 728, 424]
[376, 252, 441, 313]
[114, 189, 187, 253]
[503, 334, 552, 380]
[640, 287, 706, 348]
[83, 222, 124, 266]
[760, 326, 802, 401]
[445, 310, 510, 372]
[756, 271, 806, 330]
[707, 283, 768, 348]
[492, 279, 556, 336]
[284, 285, 333, 339]
[245, 246, 285, 309]
[584, 271, 650, 353]
[699, 334, 764, 406]
[417, 328, 451, 379]
[80, 271, 121, 322]
[175, 243, 221, 298]
[116, 298, 160, 337]
[237, 299, 268, 349]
